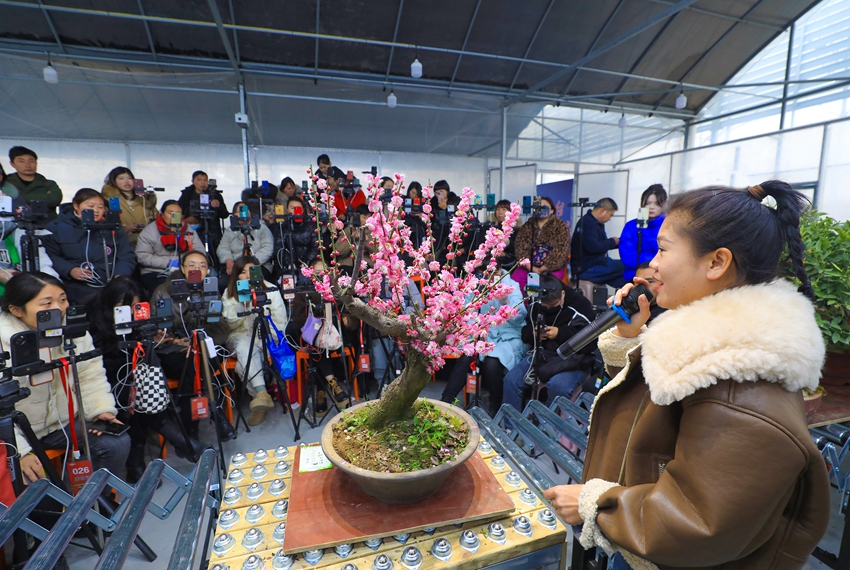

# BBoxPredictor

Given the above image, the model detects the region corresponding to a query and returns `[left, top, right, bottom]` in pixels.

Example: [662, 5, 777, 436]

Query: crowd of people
[0, 143, 832, 569]
[0, 144, 674, 486]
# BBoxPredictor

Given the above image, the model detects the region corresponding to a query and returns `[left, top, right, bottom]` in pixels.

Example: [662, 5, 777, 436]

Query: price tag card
[191, 396, 210, 420]
[465, 373, 478, 394]
[358, 353, 371, 373]
[67, 458, 93, 496]
[298, 444, 332, 473]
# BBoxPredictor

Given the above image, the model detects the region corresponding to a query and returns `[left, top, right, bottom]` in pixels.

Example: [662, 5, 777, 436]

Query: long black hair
[226, 255, 261, 299]
[0, 272, 65, 313]
[665, 180, 814, 300]
[86, 276, 147, 350]
[105, 166, 135, 188]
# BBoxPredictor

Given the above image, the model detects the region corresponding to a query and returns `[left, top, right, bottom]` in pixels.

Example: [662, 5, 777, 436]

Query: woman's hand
[89, 413, 123, 436]
[69, 267, 94, 281]
[608, 278, 652, 339]
[20, 454, 44, 483]
[543, 485, 584, 525]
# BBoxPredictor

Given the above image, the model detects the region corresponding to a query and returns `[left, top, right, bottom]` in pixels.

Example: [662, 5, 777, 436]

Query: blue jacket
[479, 273, 528, 372]
[570, 211, 617, 274]
[619, 214, 664, 281]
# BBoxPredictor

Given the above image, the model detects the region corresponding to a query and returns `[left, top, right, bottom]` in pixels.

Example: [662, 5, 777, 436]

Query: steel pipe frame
[0, 478, 52, 545]
[383, 0, 405, 84]
[166, 449, 219, 570]
[643, 0, 783, 31]
[508, 0, 557, 92]
[561, 0, 627, 98]
[34, 0, 64, 54]
[0, 0, 766, 106]
[93, 461, 166, 570]
[447, 0, 483, 95]
[135, 0, 157, 62]
[206, 0, 241, 82]
[511, 0, 700, 104]
[523, 399, 588, 453]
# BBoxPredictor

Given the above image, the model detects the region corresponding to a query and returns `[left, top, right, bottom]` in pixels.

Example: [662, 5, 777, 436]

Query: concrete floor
[61, 377, 842, 570]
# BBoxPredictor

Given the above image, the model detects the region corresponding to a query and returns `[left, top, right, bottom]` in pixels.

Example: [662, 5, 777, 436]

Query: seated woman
[440, 269, 527, 416]
[135, 200, 204, 293]
[512, 196, 570, 297]
[333, 204, 377, 274]
[0, 272, 129, 484]
[619, 184, 666, 282]
[101, 166, 158, 247]
[286, 257, 355, 413]
[42, 188, 137, 304]
[218, 202, 274, 276]
[152, 250, 234, 442]
[222, 256, 287, 426]
[87, 277, 207, 481]
[271, 197, 320, 280]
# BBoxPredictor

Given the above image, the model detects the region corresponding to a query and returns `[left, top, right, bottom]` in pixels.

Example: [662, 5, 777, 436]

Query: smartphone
[134, 179, 145, 196]
[274, 204, 286, 217]
[200, 194, 210, 211]
[527, 272, 540, 294]
[239, 204, 250, 219]
[207, 300, 222, 323]
[487, 193, 495, 207]
[301, 180, 308, 191]
[86, 421, 130, 437]
[187, 270, 202, 284]
[114, 306, 132, 335]
[293, 206, 303, 218]
[10, 330, 42, 373]
[108, 197, 121, 211]
[522, 195, 532, 214]
[65, 305, 88, 339]
[81, 209, 95, 225]
[203, 276, 218, 294]
[0, 196, 13, 214]
[171, 279, 189, 297]
[280, 275, 295, 301]
[155, 298, 173, 318]
[36, 309, 63, 348]
[133, 302, 150, 320]
[237, 279, 251, 303]
[249, 265, 263, 285]
[170, 211, 182, 226]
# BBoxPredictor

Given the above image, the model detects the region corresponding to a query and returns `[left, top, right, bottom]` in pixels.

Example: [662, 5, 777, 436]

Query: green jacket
[5, 173, 63, 220]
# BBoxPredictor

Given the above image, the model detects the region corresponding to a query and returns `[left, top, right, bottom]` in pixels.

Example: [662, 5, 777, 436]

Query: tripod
[236, 299, 300, 441]
[295, 349, 344, 431]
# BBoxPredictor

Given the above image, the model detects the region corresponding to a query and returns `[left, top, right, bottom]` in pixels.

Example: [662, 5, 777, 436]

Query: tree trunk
[364, 347, 433, 429]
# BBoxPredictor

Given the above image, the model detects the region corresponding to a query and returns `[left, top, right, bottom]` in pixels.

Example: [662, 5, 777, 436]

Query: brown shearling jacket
[578, 280, 831, 570]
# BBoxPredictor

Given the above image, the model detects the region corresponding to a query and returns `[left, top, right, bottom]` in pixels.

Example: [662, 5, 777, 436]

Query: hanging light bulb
[618, 113, 626, 129]
[410, 58, 422, 78]
[675, 90, 687, 109]
[43, 54, 58, 84]
[387, 91, 397, 108]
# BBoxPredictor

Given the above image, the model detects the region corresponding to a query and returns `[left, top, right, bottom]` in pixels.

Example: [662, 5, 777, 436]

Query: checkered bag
[132, 342, 170, 414]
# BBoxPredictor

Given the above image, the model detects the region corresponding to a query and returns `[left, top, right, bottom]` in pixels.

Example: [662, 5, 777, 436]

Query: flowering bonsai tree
[303, 168, 524, 430]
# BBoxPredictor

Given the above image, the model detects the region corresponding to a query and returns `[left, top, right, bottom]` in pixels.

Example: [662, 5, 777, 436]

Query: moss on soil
[332, 399, 470, 473]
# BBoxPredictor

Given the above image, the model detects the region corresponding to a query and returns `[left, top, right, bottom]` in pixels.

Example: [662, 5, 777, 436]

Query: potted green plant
[787, 210, 850, 392]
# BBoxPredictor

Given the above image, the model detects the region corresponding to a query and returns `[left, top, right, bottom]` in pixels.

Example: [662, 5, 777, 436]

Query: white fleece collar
[641, 279, 825, 406]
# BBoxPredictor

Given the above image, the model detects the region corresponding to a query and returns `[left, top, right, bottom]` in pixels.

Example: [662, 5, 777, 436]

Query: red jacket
[333, 190, 366, 217]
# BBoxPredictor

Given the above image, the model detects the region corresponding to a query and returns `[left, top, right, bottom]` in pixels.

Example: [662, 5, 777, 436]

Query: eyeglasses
[183, 263, 208, 270]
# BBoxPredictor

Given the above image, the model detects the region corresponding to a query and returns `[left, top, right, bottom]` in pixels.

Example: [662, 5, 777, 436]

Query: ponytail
[756, 180, 815, 301]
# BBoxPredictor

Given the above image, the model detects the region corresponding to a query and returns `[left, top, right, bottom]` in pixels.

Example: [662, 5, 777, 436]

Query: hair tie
[748, 185, 767, 201]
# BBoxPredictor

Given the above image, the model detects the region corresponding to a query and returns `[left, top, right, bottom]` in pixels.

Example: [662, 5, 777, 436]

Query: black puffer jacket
[269, 218, 321, 276]
[42, 208, 137, 303]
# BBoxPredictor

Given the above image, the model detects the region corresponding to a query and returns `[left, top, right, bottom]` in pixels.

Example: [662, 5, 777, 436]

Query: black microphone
[556, 284, 655, 359]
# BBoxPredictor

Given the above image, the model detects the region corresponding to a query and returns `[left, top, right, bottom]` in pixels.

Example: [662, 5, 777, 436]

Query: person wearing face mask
[0, 272, 129, 484]
[42, 188, 137, 304]
[101, 166, 158, 246]
[135, 200, 204, 293]
[502, 272, 596, 413]
[618, 184, 667, 282]
[513, 196, 571, 296]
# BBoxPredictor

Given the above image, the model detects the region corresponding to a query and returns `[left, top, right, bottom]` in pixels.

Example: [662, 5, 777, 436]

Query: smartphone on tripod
[36, 309, 63, 348]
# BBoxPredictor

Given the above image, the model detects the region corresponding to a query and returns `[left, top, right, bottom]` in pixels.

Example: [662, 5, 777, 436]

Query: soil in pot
[332, 399, 470, 473]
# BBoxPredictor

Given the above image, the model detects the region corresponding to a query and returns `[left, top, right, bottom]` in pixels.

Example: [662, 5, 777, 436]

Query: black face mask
[541, 303, 562, 315]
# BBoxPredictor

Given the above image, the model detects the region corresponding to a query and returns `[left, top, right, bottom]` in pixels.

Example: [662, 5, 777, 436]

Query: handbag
[266, 315, 296, 379]
[535, 349, 591, 384]
[133, 344, 170, 414]
[315, 302, 343, 351]
[300, 300, 323, 346]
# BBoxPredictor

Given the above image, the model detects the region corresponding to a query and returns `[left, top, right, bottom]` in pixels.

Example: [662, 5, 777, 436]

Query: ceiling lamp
[675, 90, 687, 109]
[43, 54, 58, 84]
[618, 113, 627, 129]
[387, 91, 397, 108]
[410, 58, 422, 78]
